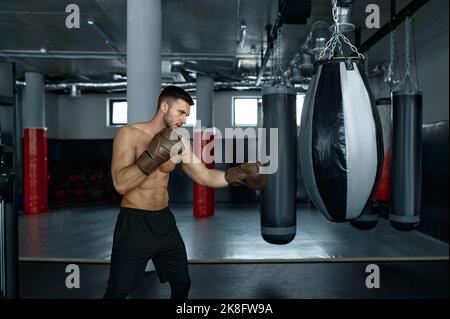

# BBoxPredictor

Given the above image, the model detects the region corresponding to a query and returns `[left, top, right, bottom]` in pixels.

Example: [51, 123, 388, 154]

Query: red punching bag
[373, 98, 392, 204]
[193, 129, 215, 217]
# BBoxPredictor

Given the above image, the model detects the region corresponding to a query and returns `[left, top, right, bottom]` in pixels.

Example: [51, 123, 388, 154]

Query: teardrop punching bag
[299, 58, 384, 222]
[390, 91, 422, 230]
[261, 86, 297, 244]
[351, 97, 392, 229]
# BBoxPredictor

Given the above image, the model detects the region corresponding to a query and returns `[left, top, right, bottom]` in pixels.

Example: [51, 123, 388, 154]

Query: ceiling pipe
[16, 80, 272, 93]
[0, 50, 238, 63]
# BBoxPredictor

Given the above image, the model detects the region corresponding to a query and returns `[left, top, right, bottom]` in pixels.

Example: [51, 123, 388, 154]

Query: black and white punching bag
[299, 58, 384, 222]
[390, 91, 422, 230]
[351, 97, 392, 229]
[261, 86, 297, 244]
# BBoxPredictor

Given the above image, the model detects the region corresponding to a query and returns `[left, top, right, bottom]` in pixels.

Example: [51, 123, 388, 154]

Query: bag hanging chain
[273, 26, 283, 86]
[319, 0, 364, 61]
[385, 30, 396, 88]
[404, 16, 412, 88]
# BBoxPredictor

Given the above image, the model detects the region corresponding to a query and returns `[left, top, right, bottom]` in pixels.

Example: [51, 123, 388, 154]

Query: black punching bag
[390, 91, 422, 230]
[261, 86, 297, 244]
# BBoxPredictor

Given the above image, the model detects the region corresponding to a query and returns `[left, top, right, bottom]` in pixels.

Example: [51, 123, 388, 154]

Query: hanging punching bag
[350, 201, 380, 230]
[261, 86, 297, 244]
[390, 91, 422, 230]
[373, 97, 392, 204]
[300, 58, 384, 222]
[193, 129, 215, 218]
[351, 97, 391, 229]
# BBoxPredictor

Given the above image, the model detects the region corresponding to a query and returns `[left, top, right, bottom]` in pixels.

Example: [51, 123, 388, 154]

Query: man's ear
[160, 101, 169, 113]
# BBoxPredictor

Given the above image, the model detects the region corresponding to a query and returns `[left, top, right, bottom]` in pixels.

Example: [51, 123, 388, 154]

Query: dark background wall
[45, 137, 260, 207]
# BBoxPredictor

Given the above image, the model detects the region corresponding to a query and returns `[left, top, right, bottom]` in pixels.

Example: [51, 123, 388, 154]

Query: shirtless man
[103, 86, 266, 299]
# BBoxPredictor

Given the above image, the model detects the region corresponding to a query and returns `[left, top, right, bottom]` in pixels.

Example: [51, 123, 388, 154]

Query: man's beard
[163, 115, 173, 129]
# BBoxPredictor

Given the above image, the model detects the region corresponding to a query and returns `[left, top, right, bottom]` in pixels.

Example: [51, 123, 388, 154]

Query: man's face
[162, 98, 191, 129]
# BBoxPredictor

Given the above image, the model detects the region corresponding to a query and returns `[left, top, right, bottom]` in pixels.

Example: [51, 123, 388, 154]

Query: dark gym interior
[0, 0, 448, 304]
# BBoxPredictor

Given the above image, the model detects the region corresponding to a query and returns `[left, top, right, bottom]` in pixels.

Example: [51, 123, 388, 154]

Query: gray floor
[18, 203, 449, 261]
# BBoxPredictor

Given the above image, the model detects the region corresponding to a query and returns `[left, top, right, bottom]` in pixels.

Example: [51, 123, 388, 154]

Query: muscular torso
[120, 125, 177, 211]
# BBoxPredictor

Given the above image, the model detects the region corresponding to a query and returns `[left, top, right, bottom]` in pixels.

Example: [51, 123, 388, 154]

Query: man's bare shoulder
[115, 123, 147, 140]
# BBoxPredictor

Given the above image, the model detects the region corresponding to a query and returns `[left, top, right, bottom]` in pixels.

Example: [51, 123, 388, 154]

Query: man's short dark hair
[158, 85, 194, 108]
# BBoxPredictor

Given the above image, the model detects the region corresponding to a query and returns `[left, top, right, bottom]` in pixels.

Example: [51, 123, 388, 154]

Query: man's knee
[170, 278, 191, 299]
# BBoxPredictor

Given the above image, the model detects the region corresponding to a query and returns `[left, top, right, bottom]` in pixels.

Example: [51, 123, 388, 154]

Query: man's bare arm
[179, 135, 228, 188]
[182, 163, 229, 188]
[111, 127, 146, 195]
[179, 134, 267, 189]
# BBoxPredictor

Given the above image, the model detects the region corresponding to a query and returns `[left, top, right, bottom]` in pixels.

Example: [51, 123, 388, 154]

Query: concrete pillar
[23, 73, 45, 128]
[127, 0, 162, 122]
[195, 75, 214, 128]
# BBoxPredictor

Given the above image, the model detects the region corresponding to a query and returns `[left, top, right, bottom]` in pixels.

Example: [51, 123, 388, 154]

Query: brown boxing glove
[135, 128, 184, 175]
[225, 161, 267, 190]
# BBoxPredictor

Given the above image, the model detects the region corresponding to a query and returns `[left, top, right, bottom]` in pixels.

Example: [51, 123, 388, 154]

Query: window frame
[107, 97, 128, 127]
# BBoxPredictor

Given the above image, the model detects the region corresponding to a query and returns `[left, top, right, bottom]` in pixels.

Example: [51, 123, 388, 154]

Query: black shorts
[105, 206, 190, 295]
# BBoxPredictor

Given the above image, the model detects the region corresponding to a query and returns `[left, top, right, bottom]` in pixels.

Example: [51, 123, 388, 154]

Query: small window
[185, 98, 197, 126]
[296, 94, 305, 126]
[108, 98, 197, 127]
[109, 99, 127, 126]
[233, 97, 259, 126]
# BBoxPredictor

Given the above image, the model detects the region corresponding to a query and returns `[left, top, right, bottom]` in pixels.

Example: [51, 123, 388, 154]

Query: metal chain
[278, 27, 282, 82]
[339, 32, 364, 58]
[364, 51, 369, 75]
[319, 0, 364, 61]
[271, 40, 275, 84]
[319, 0, 339, 60]
[405, 17, 412, 82]
[275, 26, 284, 85]
[385, 30, 396, 87]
